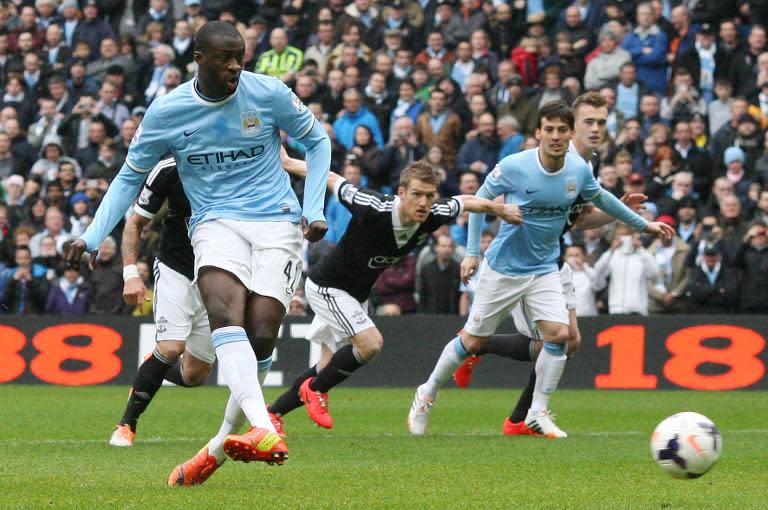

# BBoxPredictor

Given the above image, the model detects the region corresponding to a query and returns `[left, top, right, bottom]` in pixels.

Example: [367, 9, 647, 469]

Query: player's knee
[356, 331, 384, 361]
[566, 331, 582, 357]
[155, 341, 184, 362]
[545, 324, 570, 344]
[460, 333, 488, 354]
[182, 363, 212, 386]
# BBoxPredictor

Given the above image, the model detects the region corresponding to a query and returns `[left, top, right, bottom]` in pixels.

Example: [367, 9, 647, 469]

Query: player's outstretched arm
[465, 183, 498, 259]
[280, 146, 342, 192]
[457, 194, 523, 225]
[66, 163, 147, 270]
[121, 213, 151, 306]
[575, 193, 647, 230]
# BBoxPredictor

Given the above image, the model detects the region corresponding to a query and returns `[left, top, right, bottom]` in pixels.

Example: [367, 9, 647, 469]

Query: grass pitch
[1, 386, 765, 509]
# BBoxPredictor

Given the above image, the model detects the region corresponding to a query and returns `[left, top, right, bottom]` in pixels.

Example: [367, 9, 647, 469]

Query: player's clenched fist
[302, 217, 328, 242]
[123, 277, 150, 306]
[66, 239, 97, 271]
[460, 256, 479, 285]
[498, 203, 523, 225]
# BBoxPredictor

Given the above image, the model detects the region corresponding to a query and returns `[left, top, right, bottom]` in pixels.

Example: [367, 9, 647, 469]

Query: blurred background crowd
[1, 0, 767, 318]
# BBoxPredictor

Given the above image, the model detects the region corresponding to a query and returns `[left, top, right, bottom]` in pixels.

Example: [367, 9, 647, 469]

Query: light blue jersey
[81, 71, 330, 251]
[468, 148, 648, 276]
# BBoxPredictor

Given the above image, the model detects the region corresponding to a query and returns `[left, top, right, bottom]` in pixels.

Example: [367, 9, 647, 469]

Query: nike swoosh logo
[526, 189, 538, 194]
[183, 128, 199, 137]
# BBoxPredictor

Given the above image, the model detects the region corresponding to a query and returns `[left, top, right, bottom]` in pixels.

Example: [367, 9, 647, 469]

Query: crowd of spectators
[1, 0, 768, 317]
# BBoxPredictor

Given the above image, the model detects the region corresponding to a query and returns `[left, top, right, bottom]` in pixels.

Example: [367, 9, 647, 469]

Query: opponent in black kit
[109, 157, 216, 447]
[266, 158, 522, 433]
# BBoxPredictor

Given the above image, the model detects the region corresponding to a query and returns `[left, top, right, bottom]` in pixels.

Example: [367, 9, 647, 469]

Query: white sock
[529, 348, 567, 415]
[207, 394, 246, 463]
[212, 326, 274, 432]
[422, 336, 469, 399]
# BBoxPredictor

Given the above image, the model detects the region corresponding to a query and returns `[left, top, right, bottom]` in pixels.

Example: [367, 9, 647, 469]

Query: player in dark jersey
[109, 157, 216, 447]
[265, 158, 522, 434]
[449, 92, 648, 436]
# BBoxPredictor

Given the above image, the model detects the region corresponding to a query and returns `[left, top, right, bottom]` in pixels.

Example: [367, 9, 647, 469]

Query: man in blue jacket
[622, 2, 669, 95]
[332, 88, 385, 150]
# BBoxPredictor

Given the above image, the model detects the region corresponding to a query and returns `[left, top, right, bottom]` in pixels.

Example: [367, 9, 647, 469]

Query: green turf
[0, 386, 765, 509]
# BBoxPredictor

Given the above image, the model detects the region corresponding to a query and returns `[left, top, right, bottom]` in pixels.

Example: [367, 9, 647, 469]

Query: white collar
[536, 148, 565, 176]
[191, 78, 238, 107]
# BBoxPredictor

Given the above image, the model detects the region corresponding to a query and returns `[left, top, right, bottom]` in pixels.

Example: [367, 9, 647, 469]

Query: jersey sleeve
[125, 98, 171, 173]
[271, 79, 315, 141]
[334, 178, 389, 218]
[579, 160, 602, 201]
[484, 161, 513, 198]
[429, 197, 464, 227]
[133, 161, 176, 219]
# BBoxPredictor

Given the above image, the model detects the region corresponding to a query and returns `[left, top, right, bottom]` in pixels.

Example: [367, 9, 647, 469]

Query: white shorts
[304, 277, 375, 353]
[511, 263, 576, 339]
[191, 219, 303, 310]
[152, 260, 214, 364]
[463, 260, 569, 337]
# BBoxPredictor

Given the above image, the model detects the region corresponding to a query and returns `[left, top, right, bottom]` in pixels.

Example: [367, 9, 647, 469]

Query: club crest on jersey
[565, 177, 578, 198]
[240, 110, 262, 136]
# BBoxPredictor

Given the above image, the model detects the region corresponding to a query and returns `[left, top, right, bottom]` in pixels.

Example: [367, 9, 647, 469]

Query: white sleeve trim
[333, 177, 349, 200]
[133, 204, 156, 220]
[453, 196, 464, 217]
[125, 158, 152, 173]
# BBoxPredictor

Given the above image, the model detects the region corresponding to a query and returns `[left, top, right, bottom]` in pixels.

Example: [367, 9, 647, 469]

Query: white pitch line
[1, 429, 767, 446]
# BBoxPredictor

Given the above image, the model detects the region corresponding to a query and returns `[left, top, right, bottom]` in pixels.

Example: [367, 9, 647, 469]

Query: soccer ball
[650, 412, 722, 479]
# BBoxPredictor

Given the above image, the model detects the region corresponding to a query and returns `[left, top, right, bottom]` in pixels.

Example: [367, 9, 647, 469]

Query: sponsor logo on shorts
[352, 310, 368, 325]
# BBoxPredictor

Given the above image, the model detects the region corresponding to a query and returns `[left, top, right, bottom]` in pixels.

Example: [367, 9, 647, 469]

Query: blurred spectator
[730, 25, 766, 99]
[675, 197, 698, 242]
[456, 111, 499, 175]
[68, 192, 92, 238]
[497, 114, 524, 159]
[27, 97, 61, 151]
[497, 75, 536, 136]
[416, 233, 460, 313]
[425, 0, 465, 49]
[57, 94, 118, 156]
[96, 81, 130, 132]
[28, 206, 72, 257]
[0, 130, 30, 179]
[723, 146, 753, 203]
[708, 79, 734, 136]
[350, 125, 382, 179]
[377, 116, 426, 191]
[584, 28, 631, 92]
[647, 216, 691, 313]
[710, 97, 748, 168]
[372, 253, 416, 315]
[621, 2, 668, 96]
[685, 241, 740, 313]
[731, 223, 768, 313]
[718, 193, 748, 245]
[638, 93, 664, 139]
[304, 22, 335, 78]
[44, 263, 91, 315]
[363, 71, 394, 137]
[594, 223, 664, 315]
[660, 67, 706, 123]
[390, 77, 424, 129]
[416, 88, 462, 168]
[564, 244, 598, 317]
[672, 120, 712, 197]
[86, 37, 133, 86]
[256, 28, 304, 82]
[89, 236, 131, 315]
[333, 88, 384, 150]
[0, 245, 49, 314]
[73, 1, 116, 61]
[414, 31, 454, 67]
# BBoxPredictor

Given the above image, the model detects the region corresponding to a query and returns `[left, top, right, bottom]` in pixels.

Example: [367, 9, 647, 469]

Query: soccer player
[109, 157, 216, 447]
[452, 92, 647, 436]
[66, 21, 331, 485]
[266, 158, 522, 434]
[408, 101, 674, 438]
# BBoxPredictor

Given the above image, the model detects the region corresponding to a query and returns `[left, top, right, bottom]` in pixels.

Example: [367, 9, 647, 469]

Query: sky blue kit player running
[66, 22, 331, 484]
[408, 101, 674, 438]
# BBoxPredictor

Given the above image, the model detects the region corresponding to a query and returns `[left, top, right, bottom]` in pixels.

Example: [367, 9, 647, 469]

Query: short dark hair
[536, 101, 574, 130]
[195, 20, 242, 54]
[400, 160, 439, 188]
[566, 243, 586, 254]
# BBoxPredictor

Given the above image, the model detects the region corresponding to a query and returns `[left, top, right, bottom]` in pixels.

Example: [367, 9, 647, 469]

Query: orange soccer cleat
[453, 355, 482, 388]
[223, 427, 288, 465]
[268, 408, 287, 438]
[298, 377, 333, 429]
[168, 446, 223, 487]
[109, 424, 135, 447]
[502, 418, 543, 437]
